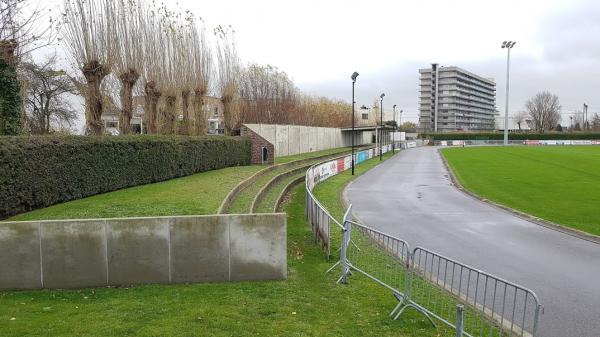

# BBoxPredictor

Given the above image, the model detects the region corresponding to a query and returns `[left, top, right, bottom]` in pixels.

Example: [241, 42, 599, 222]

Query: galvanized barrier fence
[337, 212, 543, 337]
[304, 144, 542, 335]
[305, 145, 394, 258]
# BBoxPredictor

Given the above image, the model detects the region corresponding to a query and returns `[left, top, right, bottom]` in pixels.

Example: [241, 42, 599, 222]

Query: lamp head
[393, 104, 397, 109]
[380, 93, 385, 99]
[502, 41, 507, 48]
[351, 72, 359, 82]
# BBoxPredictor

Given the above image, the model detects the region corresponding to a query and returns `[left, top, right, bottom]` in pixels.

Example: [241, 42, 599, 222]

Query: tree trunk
[180, 90, 190, 135]
[162, 95, 177, 134]
[193, 88, 206, 135]
[222, 95, 238, 135]
[144, 81, 160, 134]
[119, 69, 139, 135]
[82, 60, 109, 135]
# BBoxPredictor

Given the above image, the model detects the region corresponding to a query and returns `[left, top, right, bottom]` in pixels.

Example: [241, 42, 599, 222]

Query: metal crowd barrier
[305, 182, 341, 259]
[305, 145, 394, 259]
[335, 209, 543, 337]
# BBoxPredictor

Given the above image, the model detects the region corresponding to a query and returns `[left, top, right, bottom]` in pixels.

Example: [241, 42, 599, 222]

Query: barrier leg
[455, 304, 464, 337]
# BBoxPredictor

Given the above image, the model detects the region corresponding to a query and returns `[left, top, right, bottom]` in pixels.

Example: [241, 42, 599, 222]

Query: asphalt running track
[344, 146, 600, 337]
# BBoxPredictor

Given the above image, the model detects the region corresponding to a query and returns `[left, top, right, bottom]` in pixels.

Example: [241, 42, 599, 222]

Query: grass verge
[8, 166, 262, 221]
[441, 146, 600, 236]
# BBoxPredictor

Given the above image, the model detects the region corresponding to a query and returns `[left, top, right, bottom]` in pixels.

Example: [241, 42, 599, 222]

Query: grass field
[441, 146, 600, 236]
[0, 153, 446, 337]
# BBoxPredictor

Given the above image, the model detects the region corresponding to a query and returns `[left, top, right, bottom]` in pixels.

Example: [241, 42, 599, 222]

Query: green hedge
[0, 135, 251, 219]
[422, 132, 600, 141]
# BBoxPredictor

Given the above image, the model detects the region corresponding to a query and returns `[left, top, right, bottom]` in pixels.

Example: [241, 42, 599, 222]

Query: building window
[361, 113, 368, 120]
[106, 121, 118, 128]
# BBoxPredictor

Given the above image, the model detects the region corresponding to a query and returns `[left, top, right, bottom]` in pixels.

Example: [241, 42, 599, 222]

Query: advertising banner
[344, 156, 352, 171]
[357, 150, 368, 164]
[318, 160, 338, 182]
[336, 158, 345, 172]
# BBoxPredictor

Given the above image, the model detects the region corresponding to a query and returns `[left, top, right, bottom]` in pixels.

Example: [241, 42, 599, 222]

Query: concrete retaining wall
[0, 214, 286, 290]
[245, 124, 371, 157]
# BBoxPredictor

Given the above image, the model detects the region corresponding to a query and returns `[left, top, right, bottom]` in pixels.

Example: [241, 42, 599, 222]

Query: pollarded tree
[525, 91, 561, 133]
[139, 3, 164, 134]
[109, 0, 143, 135]
[215, 25, 240, 135]
[189, 23, 211, 136]
[62, 0, 113, 135]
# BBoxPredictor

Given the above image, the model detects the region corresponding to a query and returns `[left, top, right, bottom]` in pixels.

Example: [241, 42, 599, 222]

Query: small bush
[421, 132, 600, 141]
[0, 135, 251, 219]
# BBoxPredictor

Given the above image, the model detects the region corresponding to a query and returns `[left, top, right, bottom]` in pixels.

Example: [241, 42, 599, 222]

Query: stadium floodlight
[501, 40, 516, 145]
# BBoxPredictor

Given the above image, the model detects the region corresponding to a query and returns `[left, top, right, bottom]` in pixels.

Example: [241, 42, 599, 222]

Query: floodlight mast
[501, 41, 516, 145]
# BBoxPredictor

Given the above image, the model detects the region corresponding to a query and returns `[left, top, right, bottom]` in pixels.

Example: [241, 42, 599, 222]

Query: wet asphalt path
[344, 146, 600, 337]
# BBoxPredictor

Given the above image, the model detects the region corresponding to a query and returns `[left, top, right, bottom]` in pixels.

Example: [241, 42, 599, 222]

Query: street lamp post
[380, 93, 385, 161]
[392, 104, 396, 151]
[502, 41, 516, 146]
[351, 72, 359, 175]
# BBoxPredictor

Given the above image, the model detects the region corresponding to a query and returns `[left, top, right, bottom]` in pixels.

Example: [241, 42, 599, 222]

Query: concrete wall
[245, 124, 371, 157]
[0, 214, 286, 290]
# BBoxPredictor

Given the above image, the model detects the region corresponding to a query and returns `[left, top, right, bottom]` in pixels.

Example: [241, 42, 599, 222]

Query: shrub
[421, 132, 600, 141]
[0, 135, 251, 219]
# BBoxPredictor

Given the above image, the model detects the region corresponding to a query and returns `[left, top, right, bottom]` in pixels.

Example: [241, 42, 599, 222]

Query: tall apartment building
[418, 64, 496, 132]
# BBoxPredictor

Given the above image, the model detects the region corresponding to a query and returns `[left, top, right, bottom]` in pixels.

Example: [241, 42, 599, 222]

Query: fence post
[338, 205, 353, 284]
[532, 304, 542, 336]
[455, 304, 464, 337]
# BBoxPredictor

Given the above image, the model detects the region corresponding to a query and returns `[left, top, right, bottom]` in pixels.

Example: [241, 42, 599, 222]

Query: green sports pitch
[441, 146, 600, 237]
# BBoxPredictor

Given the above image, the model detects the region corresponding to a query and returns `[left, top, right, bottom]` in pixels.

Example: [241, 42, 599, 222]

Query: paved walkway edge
[437, 148, 600, 245]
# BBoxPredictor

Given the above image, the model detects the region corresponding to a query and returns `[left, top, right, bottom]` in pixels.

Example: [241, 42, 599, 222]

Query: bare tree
[189, 23, 211, 135]
[525, 91, 561, 133]
[62, 0, 113, 135]
[239, 64, 297, 125]
[20, 54, 77, 133]
[514, 111, 528, 131]
[109, 0, 143, 135]
[215, 25, 240, 135]
[1, 0, 59, 61]
[592, 113, 600, 131]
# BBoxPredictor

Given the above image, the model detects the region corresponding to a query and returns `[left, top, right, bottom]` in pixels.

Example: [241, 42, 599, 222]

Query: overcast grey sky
[36, 0, 600, 124]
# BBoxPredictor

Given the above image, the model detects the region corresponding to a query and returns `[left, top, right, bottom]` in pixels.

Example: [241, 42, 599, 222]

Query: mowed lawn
[8, 165, 262, 221]
[441, 146, 600, 236]
[0, 153, 443, 337]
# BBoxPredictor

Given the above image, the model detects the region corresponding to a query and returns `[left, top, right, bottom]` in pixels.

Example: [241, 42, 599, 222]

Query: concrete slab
[107, 218, 170, 285]
[41, 220, 107, 288]
[0, 222, 41, 289]
[170, 216, 229, 283]
[229, 214, 287, 281]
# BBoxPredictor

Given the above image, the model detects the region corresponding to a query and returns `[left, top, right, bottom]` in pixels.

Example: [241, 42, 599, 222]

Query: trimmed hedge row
[422, 132, 600, 141]
[0, 135, 251, 219]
